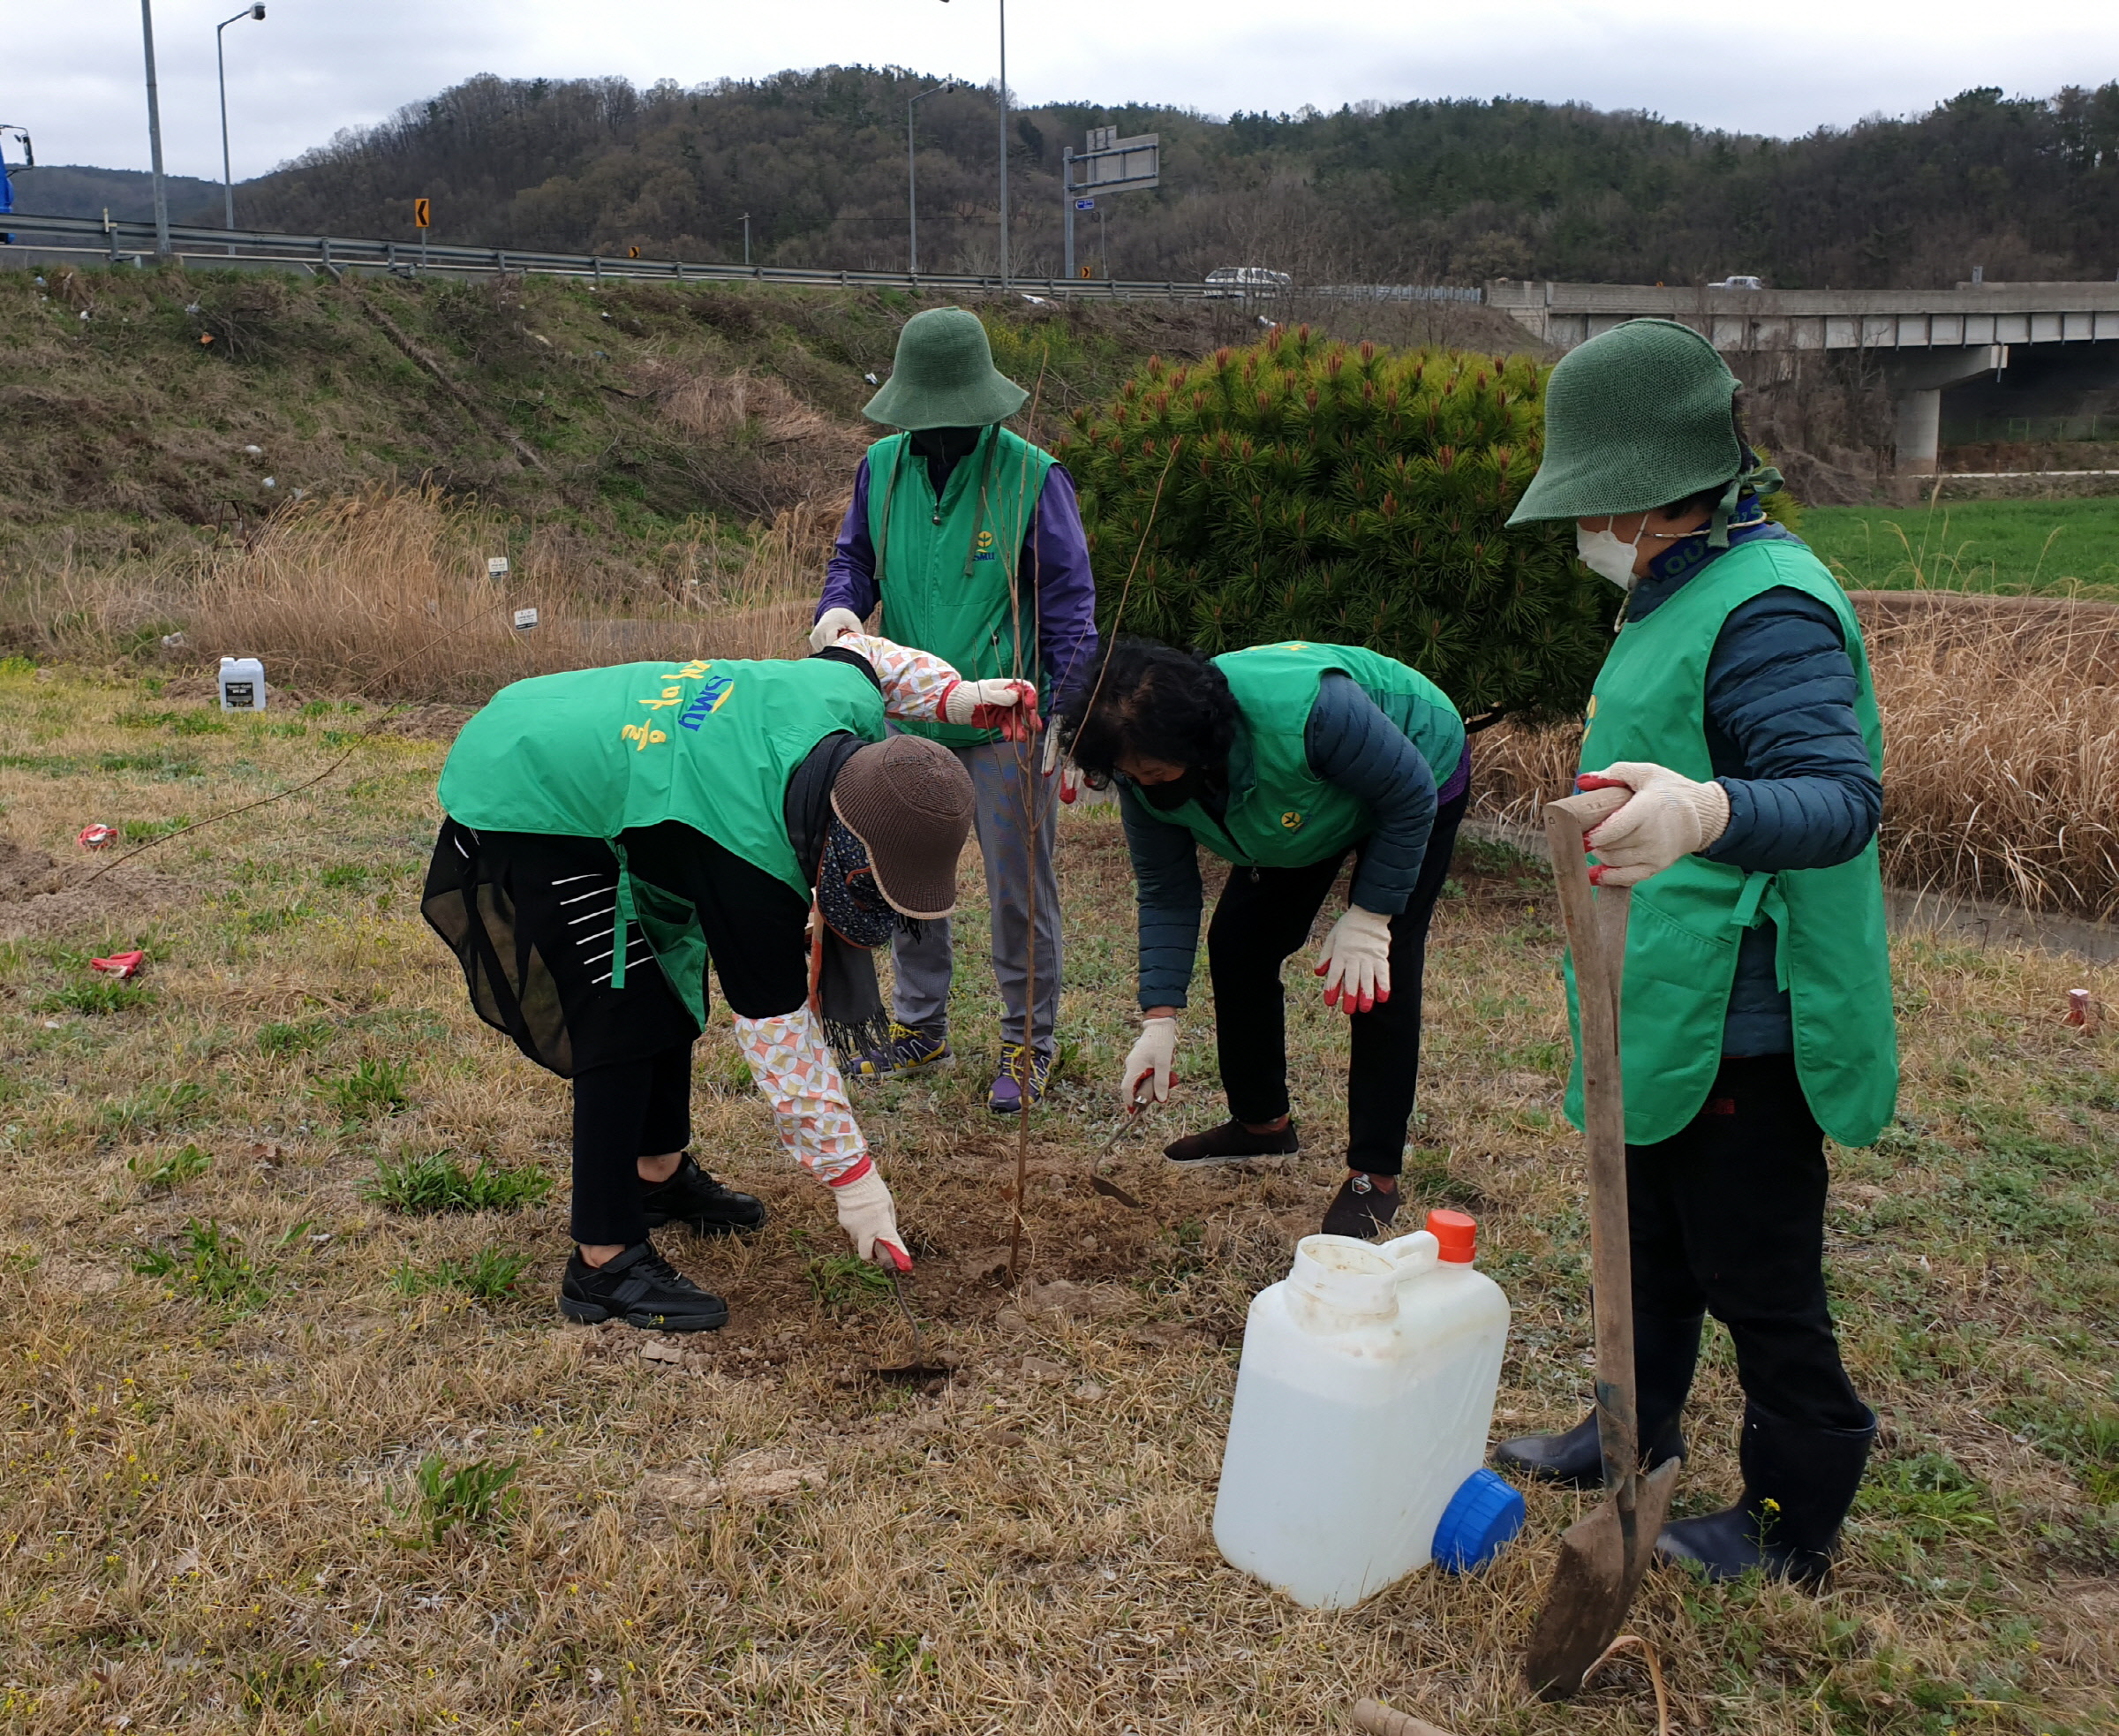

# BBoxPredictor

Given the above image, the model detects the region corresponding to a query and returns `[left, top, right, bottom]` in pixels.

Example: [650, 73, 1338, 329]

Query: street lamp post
[940, 0, 1008, 288]
[216, 5, 267, 233]
[139, 0, 170, 257]
[905, 78, 952, 275]
[740, 212, 750, 266]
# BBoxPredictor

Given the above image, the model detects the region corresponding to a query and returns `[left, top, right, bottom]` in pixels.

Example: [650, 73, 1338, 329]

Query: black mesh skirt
[420, 819, 698, 1079]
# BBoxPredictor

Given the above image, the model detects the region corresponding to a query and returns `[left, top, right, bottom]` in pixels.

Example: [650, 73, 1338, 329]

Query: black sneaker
[640, 1154, 767, 1236]
[1163, 1119, 1301, 1169]
[1322, 1172, 1401, 1237]
[558, 1241, 728, 1332]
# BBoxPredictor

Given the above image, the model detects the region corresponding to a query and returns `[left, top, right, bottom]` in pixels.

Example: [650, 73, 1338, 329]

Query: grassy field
[1803, 498, 2119, 597]
[1, 660, 2116, 1734]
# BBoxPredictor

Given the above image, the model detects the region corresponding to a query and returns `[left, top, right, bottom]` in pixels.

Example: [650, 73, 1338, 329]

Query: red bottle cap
[1427, 1209, 1477, 1264]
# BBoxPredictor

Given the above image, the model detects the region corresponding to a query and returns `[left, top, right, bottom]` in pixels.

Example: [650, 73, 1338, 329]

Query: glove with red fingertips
[1314, 906, 1392, 1014]
[942, 677, 1042, 742]
[829, 1165, 911, 1273]
[1119, 1015, 1177, 1109]
[1577, 763, 1731, 887]
[808, 608, 865, 653]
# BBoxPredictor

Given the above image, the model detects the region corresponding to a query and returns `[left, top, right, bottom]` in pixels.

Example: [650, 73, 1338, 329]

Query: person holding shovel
[811, 306, 1098, 1113]
[1494, 317, 1896, 1583]
[422, 632, 1037, 1331]
[1057, 637, 1468, 1238]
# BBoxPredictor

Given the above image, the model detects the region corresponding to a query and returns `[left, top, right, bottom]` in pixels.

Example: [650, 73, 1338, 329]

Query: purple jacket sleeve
[1026, 464, 1099, 703]
[817, 457, 879, 623]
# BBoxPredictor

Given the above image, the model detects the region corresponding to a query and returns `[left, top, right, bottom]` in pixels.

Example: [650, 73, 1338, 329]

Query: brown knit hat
[829, 736, 976, 920]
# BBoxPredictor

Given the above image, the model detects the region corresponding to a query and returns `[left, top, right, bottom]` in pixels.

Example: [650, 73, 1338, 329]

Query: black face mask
[1137, 767, 1206, 811]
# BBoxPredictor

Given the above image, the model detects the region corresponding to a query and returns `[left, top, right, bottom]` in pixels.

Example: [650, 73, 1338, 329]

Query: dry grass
[0, 666, 2113, 1733]
[16, 487, 827, 704]
[1473, 593, 2119, 922]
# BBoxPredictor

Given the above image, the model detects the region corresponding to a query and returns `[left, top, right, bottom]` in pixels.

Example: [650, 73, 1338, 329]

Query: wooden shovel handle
[1544, 786, 1640, 1506]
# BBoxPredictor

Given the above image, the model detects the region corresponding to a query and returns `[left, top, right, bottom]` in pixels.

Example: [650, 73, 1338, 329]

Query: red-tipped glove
[943, 678, 1042, 742]
[1314, 906, 1392, 1014]
[1120, 1015, 1177, 1109]
[830, 1166, 911, 1272]
[1578, 763, 1731, 887]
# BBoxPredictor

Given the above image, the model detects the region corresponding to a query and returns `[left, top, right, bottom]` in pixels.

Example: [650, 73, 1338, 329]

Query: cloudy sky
[11, 0, 2119, 181]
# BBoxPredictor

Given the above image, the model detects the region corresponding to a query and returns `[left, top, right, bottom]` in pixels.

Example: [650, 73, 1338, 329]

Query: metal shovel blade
[1523, 1456, 1680, 1698]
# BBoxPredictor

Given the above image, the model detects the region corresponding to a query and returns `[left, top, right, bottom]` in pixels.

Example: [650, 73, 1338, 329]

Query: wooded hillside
[228, 70, 2119, 290]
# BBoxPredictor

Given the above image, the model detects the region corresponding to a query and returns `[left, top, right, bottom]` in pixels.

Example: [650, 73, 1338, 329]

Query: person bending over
[1060, 638, 1468, 1238]
[423, 633, 1036, 1330]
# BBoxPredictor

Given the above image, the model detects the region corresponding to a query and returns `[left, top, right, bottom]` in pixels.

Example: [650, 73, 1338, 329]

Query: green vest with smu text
[1138, 640, 1467, 869]
[1563, 538, 1898, 1147]
[867, 425, 1055, 747]
[436, 655, 885, 1026]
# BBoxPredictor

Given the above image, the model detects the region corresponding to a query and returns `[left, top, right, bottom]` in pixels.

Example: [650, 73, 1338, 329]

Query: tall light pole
[139, 0, 170, 256]
[906, 78, 952, 275]
[941, 0, 1008, 286]
[216, 4, 267, 232]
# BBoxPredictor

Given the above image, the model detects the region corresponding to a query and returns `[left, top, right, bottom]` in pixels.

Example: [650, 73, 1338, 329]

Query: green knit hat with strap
[863, 307, 1029, 430]
[1509, 318, 1780, 547]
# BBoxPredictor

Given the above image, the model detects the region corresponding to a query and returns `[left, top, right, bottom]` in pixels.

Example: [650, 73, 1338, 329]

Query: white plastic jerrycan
[1211, 1210, 1522, 1609]
[218, 655, 267, 712]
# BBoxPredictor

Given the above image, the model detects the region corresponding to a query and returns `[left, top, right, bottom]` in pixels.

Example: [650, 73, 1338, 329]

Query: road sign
[1072, 128, 1159, 193]
[413, 198, 430, 229]
[1075, 199, 1095, 211]
[1080, 266, 1094, 279]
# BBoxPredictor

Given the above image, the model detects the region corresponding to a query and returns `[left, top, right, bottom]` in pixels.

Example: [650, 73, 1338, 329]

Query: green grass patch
[132, 1219, 271, 1313]
[806, 1251, 894, 1312]
[1803, 496, 2119, 595]
[393, 1453, 522, 1547]
[127, 1142, 213, 1192]
[319, 1057, 411, 1120]
[98, 1081, 208, 1136]
[362, 1149, 552, 1214]
[257, 1017, 334, 1057]
[390, 1247, 532, 1302]
[37, 977, 157, 1016]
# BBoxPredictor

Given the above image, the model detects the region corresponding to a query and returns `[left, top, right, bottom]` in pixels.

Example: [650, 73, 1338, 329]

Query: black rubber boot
[1493, 1312, 1702, 1488]
[1322, 1172, 1401, 1237]
[1656, 1404, 1877, 1583]
[559, 1241, 728, 1332]
[640, 1154, 767, 1236]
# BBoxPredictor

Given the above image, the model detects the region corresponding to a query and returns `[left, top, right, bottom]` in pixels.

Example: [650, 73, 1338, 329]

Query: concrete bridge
[1486, 279, 2119, 473]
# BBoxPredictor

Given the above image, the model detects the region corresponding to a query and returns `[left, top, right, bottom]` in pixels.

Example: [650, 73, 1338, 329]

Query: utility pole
[140, 0, 170, 257]
[906, 78, 953, 275]
[741, 212, 750, 266]
[216, 5, 266, 238]
[940, 0, 1008, 284]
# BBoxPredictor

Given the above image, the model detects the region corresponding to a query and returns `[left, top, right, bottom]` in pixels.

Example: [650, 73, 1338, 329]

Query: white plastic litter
[218, 655, 267, 712]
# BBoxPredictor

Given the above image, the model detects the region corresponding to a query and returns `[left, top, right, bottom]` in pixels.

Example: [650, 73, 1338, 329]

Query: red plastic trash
[90, 950, 145, 979]
[76, 824, 118, 849]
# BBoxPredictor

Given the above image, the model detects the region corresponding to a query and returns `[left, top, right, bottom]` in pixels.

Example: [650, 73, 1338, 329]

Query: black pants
[1628, 1053, 1870, 1431]
[1209, 790, 1465, 1176]
[567, 822, 812, 1249]
[571, 1045, 694, 1247]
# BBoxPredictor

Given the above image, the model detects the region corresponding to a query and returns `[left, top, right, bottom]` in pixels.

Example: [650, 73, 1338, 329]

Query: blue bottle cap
[1432, 1467, 1527, 1574]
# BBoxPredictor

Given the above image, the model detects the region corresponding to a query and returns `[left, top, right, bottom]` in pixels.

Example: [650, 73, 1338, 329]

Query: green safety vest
[1564, 538, 1899, 1147]
[868, 426, 1055, 747]
[437, 655, 886, 1026]
[1135, 640, 1467, 869]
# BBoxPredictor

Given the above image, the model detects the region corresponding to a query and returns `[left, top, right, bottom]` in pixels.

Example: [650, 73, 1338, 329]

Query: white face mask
[1576, 520, 1647, 591]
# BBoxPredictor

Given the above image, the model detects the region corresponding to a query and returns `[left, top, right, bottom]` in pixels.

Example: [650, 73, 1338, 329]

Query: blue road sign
[1075, 199, 1095, 211]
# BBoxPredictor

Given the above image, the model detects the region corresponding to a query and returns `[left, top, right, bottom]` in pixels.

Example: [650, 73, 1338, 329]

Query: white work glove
[1580, 763, 1731, 887]
[1314, 906, 1393, 1014]
[830, 1166, 911, 1272]
[808, 608, 864, 653]
[942, 677, 1042, 742]
[1120, 1015, 1178, 1109]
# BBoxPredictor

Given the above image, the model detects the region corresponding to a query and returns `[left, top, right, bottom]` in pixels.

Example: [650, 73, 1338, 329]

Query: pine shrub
[1058, 327, 1609, 721]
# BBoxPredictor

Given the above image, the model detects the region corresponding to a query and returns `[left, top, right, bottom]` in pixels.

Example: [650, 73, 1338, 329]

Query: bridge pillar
[1881, 346, 2007, 474]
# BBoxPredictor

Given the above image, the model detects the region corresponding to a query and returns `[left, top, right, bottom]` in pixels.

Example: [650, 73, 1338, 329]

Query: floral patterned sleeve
[731, 1008, 871, 1185]
[830, 632, 960, 722]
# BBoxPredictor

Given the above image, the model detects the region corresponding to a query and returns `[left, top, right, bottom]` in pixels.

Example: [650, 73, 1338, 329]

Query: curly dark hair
[1057, 637, 1240, 787]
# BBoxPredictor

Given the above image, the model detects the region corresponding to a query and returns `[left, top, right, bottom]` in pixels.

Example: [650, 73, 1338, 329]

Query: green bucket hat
[1509, 319, 1772, 545]
[863, 307, 1029, 430]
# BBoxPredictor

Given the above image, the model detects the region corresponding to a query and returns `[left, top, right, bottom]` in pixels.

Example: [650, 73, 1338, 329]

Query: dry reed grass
[0, 669, 2113, 1732]
[19, 487, 832, 705]
[1472, 592, 2119, 922]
